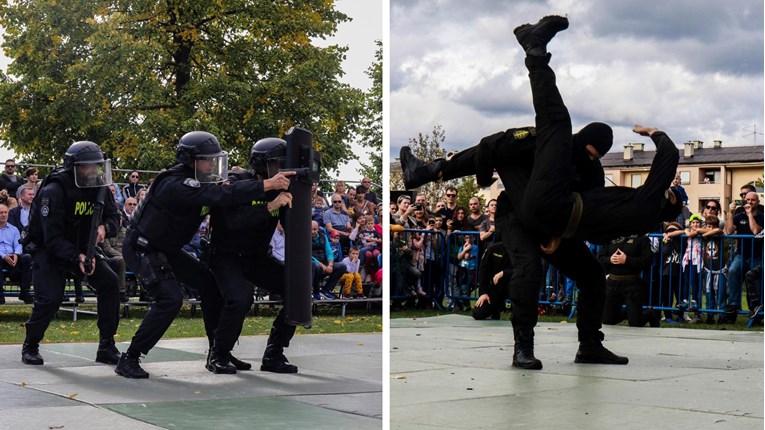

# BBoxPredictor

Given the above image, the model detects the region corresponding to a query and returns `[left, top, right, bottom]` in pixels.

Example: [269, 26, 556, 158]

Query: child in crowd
[340, 247, 364, 298]
[329, 230, 343, 263]
[454, 234, 479, 311]
[702, 215, 726, 323]
[351, 214, 382, 281]
[681, 214, 704, 322]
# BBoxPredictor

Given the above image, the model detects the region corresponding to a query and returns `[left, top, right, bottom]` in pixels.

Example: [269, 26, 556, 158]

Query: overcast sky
[390, 0, 764, 161]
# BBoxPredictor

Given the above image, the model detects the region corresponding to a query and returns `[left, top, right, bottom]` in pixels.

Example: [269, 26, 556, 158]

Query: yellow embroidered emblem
[513, 129, 530, 140]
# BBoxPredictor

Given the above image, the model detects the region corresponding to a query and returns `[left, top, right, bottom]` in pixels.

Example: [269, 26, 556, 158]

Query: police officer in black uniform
[115, 131, 294, 379]
[207, 137, 298, 374]
[473, 241, 512, 321]
[598, 234, 659, 327]
[22, 141, 122, 366]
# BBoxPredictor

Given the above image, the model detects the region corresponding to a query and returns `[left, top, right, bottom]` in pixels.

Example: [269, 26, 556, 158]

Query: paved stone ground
[0, 333, 381, 429]
[391, 315, 763, 430]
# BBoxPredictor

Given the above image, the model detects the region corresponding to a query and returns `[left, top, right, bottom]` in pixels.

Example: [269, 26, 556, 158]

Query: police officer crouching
[208, 137, 298, 374]
[116, 131, 294, 379]
[22, 141, 122, 366]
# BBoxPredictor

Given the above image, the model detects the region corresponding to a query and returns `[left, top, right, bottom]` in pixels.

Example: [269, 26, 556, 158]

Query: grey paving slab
[391, 315, 763, 429]
[0, 333, 382, 429]
[103, 397, 380, 430]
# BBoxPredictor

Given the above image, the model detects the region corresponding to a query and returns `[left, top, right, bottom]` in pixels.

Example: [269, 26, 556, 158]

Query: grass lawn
[391, 306, 763, 331]
[0, 303, 382, 344]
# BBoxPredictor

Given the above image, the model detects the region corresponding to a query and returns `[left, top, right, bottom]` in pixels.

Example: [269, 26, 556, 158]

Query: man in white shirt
[0, 203, 33, 304]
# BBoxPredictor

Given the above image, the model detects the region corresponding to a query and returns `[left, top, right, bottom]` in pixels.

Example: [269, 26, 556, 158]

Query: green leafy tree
[356, 40, 382, 187]
[0, 0, 363, 175]
[390, 124, 463, 211]
[454, 176, 484, 210]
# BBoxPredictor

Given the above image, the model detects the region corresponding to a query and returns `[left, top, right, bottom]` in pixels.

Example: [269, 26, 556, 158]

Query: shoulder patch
[41, 197, 50, 217]
[183, 178, 200, 188]
[512, 129, 528, 140]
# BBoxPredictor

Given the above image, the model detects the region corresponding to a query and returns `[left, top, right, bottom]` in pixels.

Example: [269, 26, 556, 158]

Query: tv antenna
[743, 124, 763, 145]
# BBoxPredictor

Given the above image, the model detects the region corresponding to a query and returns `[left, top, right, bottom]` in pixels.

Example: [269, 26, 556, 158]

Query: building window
[630, 173, 642, 188]
[679, 171, 690, 185]
[604, 174, 614, 186]
[701, 168, 720, 184]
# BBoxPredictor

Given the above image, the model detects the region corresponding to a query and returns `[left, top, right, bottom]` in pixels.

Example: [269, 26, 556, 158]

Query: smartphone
[735, 200, 744, 206]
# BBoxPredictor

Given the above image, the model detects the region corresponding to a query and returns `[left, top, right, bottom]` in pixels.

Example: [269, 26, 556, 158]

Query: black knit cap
[573, 122, 613, 157]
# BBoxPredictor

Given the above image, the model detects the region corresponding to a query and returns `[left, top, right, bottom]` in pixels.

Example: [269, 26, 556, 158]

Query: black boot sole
[512, 359, 543, 370]
[95, 355, 120, 365]
[115, 367, 149, 379]
[513, 15, 569, 51]
[21, 357, 43, 365]
[574, 354, 629, 365]
[205, 363, 237, 374]
[260, 363, 298, 374]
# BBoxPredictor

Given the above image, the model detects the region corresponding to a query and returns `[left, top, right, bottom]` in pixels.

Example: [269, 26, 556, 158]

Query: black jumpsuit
[473, 242, 512, 320]
[25, 170, 121, 345]
[122, 165, 268, 356]
[208, 171, 295, 355]
[598, 235, 654, 327]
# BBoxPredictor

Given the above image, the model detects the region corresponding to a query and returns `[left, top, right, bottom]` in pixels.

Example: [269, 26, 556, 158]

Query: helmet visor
[195, 152, 228, 183]
[265, 156, 287, 179]
[73, 159, 113, 188]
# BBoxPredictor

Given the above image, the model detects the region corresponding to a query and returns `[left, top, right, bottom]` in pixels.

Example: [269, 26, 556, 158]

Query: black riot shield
[282, 127, 320, 328]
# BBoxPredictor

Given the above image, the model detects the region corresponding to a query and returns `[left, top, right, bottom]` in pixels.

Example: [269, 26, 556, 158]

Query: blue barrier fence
[390, 228, 763, 322]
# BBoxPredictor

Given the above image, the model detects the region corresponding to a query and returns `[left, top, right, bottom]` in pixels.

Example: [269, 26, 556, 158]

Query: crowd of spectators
[390, 179, 763, 326]
[0, 158, 383, 305]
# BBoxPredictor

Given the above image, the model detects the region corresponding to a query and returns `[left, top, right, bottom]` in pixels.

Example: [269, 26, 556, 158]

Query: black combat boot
[206, 347, 237, 374]
[21, 342, 44, 365]
[260, 322, 297, 374]
[575, 340, 629, 365]
[513, 15, 569, 56]
[115, 351, 149, 378]
[95, 338, 121, 365]
[228, 353, 252, 371]
[512, 328, 543, 370]
[18, 289, 34, 304]
[399, 146, 445, 190]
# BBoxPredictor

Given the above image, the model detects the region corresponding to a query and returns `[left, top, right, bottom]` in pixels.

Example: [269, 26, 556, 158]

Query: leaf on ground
[70, 331, 79, 336]
[20, 381, 27, 387]
[333, 320, 342, 325]
[392, 375, 407, 380]
[356, 342, 364, 346]
[68, 392, 78, 399]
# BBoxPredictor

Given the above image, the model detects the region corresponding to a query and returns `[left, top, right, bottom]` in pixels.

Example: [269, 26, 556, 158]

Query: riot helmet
[175, 131, 228, 183]
[249, 137, 287, 178]
[63, 141, 113, 188]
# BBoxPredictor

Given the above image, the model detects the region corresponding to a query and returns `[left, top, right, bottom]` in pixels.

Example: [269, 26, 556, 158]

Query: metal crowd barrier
[389, 227, 763, 325]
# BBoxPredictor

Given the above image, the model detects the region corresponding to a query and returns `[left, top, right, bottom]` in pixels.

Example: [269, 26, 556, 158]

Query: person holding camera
[723, 191, 763, 321]
[393, 194, 418, 229]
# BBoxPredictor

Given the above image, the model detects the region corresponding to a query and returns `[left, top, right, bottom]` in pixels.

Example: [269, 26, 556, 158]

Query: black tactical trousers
[497, 207, 605, 343]
[210, 252, 295, 353]
[603, 280, 650, 327]
[123, 236, 223, 355]
[25, 251, 119, 344]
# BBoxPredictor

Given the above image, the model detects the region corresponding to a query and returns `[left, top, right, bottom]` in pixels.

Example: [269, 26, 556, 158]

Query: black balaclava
[573, 122, 613, 157]
[658, 187, 684, 221]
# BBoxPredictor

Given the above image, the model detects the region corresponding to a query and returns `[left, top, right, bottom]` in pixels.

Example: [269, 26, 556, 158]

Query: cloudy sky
[389, 0, 764, 160]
